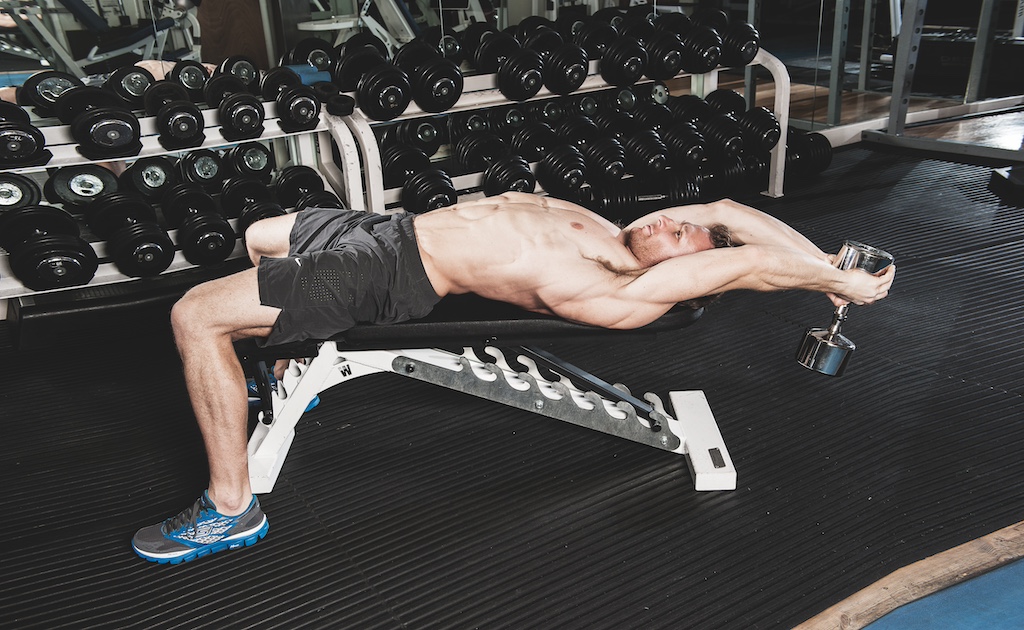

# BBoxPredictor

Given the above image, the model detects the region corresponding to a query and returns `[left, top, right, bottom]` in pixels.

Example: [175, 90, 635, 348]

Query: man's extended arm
[627, 199, 830, 261]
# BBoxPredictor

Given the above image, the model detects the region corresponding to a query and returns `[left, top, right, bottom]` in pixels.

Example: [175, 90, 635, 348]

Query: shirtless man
[132, 192, 895, 564]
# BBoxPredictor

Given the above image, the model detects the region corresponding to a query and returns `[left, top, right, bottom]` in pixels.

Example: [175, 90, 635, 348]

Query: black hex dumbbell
[85, 192, 175, 277]
[53, 86, 142, 160]
[0, 172, 41, 212]
[162, 183, 237, 266]
[0, 205, 98, 290]
[44, 164, 119, 212]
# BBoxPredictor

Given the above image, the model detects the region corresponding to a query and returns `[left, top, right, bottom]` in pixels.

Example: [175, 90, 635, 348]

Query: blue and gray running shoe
[247, 374, 320, 411]
[132, 491, 269, 564]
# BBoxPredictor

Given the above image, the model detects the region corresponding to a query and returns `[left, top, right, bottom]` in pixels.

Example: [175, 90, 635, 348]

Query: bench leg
[245, 345, 737, 493]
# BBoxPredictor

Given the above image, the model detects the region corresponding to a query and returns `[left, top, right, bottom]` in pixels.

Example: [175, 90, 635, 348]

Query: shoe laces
[163, 495, 212, 535]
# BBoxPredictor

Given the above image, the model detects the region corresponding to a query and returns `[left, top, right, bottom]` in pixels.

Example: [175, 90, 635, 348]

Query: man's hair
[681, 223, 737, 310]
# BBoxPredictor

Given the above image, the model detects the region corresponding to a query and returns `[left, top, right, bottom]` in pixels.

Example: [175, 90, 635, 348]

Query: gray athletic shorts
[257, 209, 442, 346]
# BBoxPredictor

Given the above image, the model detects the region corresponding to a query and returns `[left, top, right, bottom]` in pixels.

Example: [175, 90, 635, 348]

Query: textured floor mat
[2, 146, 1023, 629]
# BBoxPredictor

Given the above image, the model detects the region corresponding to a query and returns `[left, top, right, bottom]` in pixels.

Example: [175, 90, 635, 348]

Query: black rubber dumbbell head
[0, 172, 41, 211]
[44, 164, 119, 209]
[86, 191, 174, 277]
[120, 156, 179, 201]
[0, 205, 98, 290]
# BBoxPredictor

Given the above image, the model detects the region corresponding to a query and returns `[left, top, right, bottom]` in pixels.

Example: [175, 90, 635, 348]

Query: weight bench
[238, 294, 737, 494]
[2, 0, 196, 76]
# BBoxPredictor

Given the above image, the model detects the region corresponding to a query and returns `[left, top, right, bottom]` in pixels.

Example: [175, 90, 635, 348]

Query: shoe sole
[133, 516, 269, 565]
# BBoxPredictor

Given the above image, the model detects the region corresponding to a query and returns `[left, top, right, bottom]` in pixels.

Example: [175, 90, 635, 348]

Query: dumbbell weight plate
[543, 43, 588, 95]
[224, 142, 274, 182]
[409, 56, 463, 113]
[0, 204, 79, 248]
[143, 81, 190, 116]
[53, 86, 126, 125]
[289, 37, 337, 71]
[496, 48, 544, 102]
[161, 183, 220, 228]
[237, 200, 286, 240]
[104, 66, 156, 109]
[17, 71, 84, 117]
[259, 66, 302, 101]
[276, 85, 322, 133]
[401, 168, 456, 214]
[599, 37, 648, 87]
[120, 156, 179, 201]
[87, 192, 173, 277]
[12, 233, 99, 290]
[87, 191, 160, 238]
[419, 26, 463, 65]
[482, 154, 535, 197]
[294, 190, 344, 213]
[273, 165, 324, 208]
[356, 63, 411, 121]
[155, 100, 206, 150]
[473, 31, 520, 73]
[167, 60, 210, 101]
[0, 100, 31, 125]
[0, 173, 42, 211]
[204, 74, 247, 108]
[574, 21, 616, 61]
[340, 31, 389, 60]
[218, 92, 265, 141]
[70, 108, 142, 160]
[382, 144, 431, 189]
[220, 177, 272, 218]
[179, 149, 226, 191]
[217, 55, 262, 94]
[45, 164, 119, 208]
[178, 212, 237, 266]
[0, 205, 96, 290]
[334, 45, 387, 92]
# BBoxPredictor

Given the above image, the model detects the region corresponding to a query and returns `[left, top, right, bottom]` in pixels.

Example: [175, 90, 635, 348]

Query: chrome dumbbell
[796, 240, 894, 376]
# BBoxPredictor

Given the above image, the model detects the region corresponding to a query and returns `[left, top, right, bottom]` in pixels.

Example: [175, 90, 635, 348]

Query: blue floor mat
[868, 559, 1024, 629]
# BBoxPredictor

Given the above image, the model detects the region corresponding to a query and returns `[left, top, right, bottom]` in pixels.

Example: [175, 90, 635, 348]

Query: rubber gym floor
[2, 144, 1023, 629]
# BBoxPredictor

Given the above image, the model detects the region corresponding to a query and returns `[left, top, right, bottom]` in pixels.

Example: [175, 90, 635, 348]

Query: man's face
[625, 215, 715, 267]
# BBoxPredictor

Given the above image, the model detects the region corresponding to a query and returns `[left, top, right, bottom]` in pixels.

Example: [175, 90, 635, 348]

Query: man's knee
[244, 214, 294, 264]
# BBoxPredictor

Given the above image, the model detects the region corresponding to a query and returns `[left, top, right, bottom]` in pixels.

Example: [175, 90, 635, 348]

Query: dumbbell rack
[0, 101, 369, 319]
[330, 48, 791, 213]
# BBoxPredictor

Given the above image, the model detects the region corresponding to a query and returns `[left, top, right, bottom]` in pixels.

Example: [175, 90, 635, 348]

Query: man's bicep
[619, 247, 758, 305]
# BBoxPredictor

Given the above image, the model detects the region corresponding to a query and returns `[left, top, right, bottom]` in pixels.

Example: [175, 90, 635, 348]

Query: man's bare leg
[170, 267, 281, 514]
[132, 267, 282, 563]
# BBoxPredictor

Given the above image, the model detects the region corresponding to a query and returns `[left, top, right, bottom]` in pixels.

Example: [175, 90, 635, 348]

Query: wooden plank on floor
[795, 520, 1024, 630]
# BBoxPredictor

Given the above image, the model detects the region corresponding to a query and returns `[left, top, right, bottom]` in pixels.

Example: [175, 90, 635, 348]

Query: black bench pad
[241, 294, 703, 360]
